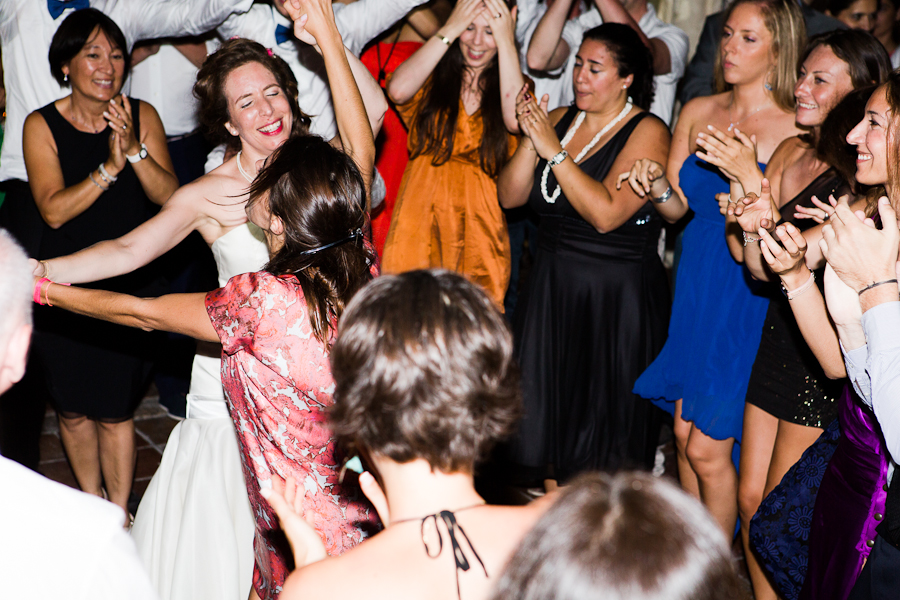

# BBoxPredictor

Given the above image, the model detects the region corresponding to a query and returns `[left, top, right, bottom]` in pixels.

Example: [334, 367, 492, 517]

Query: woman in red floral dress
[32, 134, 377, 600]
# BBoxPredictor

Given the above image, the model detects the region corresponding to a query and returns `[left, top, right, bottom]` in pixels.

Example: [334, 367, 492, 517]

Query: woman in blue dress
[628, 0, 805, 538]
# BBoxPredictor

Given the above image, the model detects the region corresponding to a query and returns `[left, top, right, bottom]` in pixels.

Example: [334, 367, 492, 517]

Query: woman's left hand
[518, 94, 560, 160]
[481, 0, 517, 48]
[695, 125, 758, 183]
[758, 222, 807, 277]
[104, 95, 140, 161]
[261, 476, 328, 568]
[794, 194, 839, 224]
[284, 0, 336, 47]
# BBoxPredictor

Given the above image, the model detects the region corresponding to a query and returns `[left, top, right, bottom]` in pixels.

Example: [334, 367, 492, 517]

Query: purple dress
[751, 386, 888, 600]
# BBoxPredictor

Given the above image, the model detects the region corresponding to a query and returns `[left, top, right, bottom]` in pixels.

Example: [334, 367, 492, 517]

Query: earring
[63, 73, 68, 83]
[764, 71, 773, 92]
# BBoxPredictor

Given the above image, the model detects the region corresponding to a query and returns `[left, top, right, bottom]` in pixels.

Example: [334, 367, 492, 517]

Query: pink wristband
[33, 277, 51, 305]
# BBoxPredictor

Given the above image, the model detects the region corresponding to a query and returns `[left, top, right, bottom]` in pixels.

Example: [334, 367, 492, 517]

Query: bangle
[435, 33, 451, 46]
[88, 171, 109, 191]
[98, 163, 117, 184]
[33, 277, 51, 305]
[858, 279, 898, 297]
[781, 270, 816, 300]
[39, 260, 52, 280]
[743, 231, 760, 245]
[651, 186, 673, 204]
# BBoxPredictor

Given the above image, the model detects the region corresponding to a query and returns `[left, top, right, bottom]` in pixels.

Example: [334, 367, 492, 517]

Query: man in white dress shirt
[0, 228, 157, 600]
[525, 0, 689, 124]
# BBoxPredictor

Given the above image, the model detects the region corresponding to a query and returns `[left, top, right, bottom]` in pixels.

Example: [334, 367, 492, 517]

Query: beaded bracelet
[98, 163, 117, 185]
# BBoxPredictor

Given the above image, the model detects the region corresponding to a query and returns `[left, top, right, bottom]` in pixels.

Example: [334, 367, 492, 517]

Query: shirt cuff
[862, 301, 900, 353]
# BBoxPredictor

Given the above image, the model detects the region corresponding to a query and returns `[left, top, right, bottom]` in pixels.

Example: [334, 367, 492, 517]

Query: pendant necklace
[541, 97, 633, 204]
[727, 101, 766, 132]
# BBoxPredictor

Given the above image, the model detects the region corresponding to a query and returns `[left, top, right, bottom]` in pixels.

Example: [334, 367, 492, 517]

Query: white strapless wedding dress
[131, 223, 269, 600]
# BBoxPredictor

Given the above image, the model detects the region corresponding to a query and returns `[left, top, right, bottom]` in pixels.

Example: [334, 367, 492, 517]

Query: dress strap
[394, 505, 488, 600]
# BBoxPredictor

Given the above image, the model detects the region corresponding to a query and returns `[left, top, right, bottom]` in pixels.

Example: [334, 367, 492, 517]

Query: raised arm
[387, 0, 484, 104]
[38, 281, 218, 343]
[119, 0, 253, 47]
[591, 0, 670, 74]
[484, 0, 525, 132]
[332, 0, 431, 56]
[526, 0, 575, 72]
[285, 0, 376, 194]
[498, 89, 551, 208]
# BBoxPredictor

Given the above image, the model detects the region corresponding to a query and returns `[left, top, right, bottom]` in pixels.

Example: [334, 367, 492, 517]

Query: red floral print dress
[206, 272, 371, 600]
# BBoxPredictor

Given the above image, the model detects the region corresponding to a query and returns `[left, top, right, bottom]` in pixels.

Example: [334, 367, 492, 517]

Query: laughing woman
[382, 0, 524, 306]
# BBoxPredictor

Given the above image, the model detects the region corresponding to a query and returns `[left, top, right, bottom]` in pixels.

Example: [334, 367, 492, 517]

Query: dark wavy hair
[408, 38, 509, 178]
[194, 38, 311, 152]
[581, 23, 654, 111]
[801, 30, 891, 91]
[492, 472, 750, 600]
[48, 8, 130, 86]
[329, 270, 522, 473]
[246, 135, 374, 346]
[818, 86, 875, 195]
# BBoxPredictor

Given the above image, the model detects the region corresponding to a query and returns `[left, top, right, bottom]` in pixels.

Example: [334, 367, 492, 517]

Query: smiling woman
[382, 0, 524, 306]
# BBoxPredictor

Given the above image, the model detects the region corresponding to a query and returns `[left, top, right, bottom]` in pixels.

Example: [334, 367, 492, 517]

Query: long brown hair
[247, 135, 375, 345]
[408, 40, 510, 178]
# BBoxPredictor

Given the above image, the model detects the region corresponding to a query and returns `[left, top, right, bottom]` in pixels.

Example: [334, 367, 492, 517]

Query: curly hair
[329, 270, 522, 472]
[194, 38, 311, 151]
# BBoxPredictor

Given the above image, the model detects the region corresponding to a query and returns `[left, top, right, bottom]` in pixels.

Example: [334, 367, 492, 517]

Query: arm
[758, 224, 847, 378]
[120, 0, 254, 47]
[498, 90, 551, 209]
[525, 0, 575, 71]
[286, 0, 377, 195]
[387, 0, 483, 105]
[862, 301, 900, 460]
[332, 0, 430, 56]
[344, 47, 389, 138]
[592, 0, 670, 74]
[34, 183, 228, 284]
[615, 158, 688, 223]
[403, 0, 453, 39]
[484, 0, 525, 133]
[107, 98, 179, 206]
[23, 112, 110, 229]
[41, 282, 218, 342]
[173, 39, 211, 69]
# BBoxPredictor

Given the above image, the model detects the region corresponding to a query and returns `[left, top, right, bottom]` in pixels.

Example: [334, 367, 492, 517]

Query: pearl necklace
[541, 97, 633, 204]
[236, 150, 254, 183]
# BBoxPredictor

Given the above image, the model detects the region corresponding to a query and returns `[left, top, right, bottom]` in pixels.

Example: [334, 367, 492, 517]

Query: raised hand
[729, 178, 777, 234]
[441, 0, 486, 40]
[260, 476, 328, 567]
[695, 125, 759, 184]
[518, 93, 560, 160]
[104, 95, 139, 161]
[759, 222, 808, 277]
[794, 194, 839, 224]
[284, 0, 338, 47]
[615, 158, 667, 199]
[482, 0, 517, 48]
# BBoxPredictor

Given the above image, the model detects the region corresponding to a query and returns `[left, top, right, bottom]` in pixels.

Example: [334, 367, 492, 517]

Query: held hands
[820, 197, 900, 293]
[729, 178, 777, 234]
[615, 158, 667, 199]
[794, 194, 839, 224]
[284, 0, 338, 47]
[103, 95, 138, 175]
[260, 476, 328, 568]
[695, 125, 759, 184]
[515, 84, 558, 159]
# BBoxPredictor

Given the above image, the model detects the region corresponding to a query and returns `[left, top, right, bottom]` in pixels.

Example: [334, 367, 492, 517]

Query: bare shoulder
[678, 92, 728, 127]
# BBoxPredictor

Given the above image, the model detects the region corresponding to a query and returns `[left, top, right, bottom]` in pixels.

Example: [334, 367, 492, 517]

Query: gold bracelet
[39, 260, 52, 280]
[435, 33, 451, 46]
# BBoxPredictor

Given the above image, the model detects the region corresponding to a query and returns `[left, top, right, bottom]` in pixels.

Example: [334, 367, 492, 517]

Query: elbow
[39, 208, 66, 230]
[526, 51, 549, 72]
[823, 363, 848, 380]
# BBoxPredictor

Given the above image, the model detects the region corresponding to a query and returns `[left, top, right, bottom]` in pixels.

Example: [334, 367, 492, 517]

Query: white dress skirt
[131, 223, 269, 600]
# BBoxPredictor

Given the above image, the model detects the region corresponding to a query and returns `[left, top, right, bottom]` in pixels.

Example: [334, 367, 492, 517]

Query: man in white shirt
[0, 228, 157, 600]
[525, 0, 689, 124]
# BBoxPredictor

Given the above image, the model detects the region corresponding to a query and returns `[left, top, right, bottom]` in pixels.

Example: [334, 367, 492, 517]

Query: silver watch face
[139, 146, 148, 159]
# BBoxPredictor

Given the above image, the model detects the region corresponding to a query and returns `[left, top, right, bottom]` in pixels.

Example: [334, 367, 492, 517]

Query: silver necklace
[236, 150, 254, 183]
[541, 97, 633, 204]
[727, 101, 767, 132]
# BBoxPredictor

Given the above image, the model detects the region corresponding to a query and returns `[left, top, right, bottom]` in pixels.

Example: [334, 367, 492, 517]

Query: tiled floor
[38, 388, 180, 505]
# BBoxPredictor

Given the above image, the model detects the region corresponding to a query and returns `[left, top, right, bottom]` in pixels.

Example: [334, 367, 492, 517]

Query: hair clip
[300, 228, 364, 256]
[266, 48, 274, 57]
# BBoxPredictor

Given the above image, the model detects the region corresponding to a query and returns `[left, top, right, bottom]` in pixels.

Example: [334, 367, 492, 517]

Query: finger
[260, 486, 294, 526]
[878, 196, 898, 237]
[731, 127, 755, 149]
[774, 225, 800, 255]
[759, 177, 771, 202]
[759, 235, 778, 266]
[359, 471, 390, 527]
[783, 222, 808, 251]
[539, 94, 549, 113]
[705, 124, 732, 143]
[615, 171, 627, 190]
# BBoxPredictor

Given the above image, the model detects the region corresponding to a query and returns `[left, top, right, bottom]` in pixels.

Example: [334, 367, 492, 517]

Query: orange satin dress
[381, 81, 514, 306]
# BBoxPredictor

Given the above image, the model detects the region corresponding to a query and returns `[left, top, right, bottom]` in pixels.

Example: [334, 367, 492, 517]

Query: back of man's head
[0, 229, 32, 395]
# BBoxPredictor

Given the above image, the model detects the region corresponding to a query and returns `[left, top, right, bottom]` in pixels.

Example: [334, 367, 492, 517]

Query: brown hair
[408, 41, 510, 178]
[492, 472, 750, 600]
[329, 270, 522, 472]
[246, 135, 374, 346]
[714, 0, 806, 111]
[194, 38, 311, 152]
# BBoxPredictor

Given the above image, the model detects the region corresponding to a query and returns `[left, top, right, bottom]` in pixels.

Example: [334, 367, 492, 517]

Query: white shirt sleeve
[862, 301, 900, 461]
[104, 0, 254, 49]
[333, 0, 429, 56]
[842, 340, 872, 406]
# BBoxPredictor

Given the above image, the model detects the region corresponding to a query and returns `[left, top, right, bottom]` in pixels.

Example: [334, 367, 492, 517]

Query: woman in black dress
[497, 23, 687, 487]
[24, 10, 177, 515]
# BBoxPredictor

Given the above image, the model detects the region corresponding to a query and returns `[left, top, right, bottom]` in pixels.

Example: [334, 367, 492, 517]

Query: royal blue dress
[633, 155, 770, 442]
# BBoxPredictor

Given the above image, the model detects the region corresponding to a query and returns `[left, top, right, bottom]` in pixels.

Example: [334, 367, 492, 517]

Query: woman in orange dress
[382, 0, 524, 305]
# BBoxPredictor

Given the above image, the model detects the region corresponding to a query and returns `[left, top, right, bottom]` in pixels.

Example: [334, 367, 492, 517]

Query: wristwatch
[126, 143, 149, 163]
[547, 150, 568, 168]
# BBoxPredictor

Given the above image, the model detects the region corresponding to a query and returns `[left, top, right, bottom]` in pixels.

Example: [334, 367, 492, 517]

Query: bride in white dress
[31, 1, 384, 598]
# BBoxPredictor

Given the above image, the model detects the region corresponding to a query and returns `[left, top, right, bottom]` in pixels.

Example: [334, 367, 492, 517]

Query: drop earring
[764, 71, 773, 92]
[63, 73, 68, 83]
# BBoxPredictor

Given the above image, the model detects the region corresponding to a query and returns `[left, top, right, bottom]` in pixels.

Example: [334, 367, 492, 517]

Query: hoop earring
[764, 71, 773, 92]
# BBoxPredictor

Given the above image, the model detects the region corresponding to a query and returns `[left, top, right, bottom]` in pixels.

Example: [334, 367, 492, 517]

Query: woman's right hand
[440, 0, 486, 41]
[615, 158, 667, 199]
[794, 194, 839, 224]
[29, 258, 46, 277]
[261, 476, 328, 568]
[517, 92, 560, 160]
[758, 222, 807, 277]
[284, 0, 338, 47]
[729, 178, 776, 234]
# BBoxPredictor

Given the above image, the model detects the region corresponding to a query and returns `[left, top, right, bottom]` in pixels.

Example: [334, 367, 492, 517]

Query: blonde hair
[714, 0, 806, 111]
